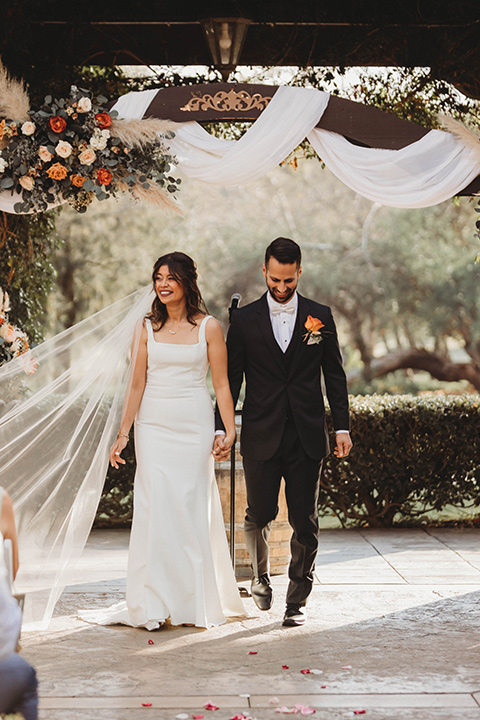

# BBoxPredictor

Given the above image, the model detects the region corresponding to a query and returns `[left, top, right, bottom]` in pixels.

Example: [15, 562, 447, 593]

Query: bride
[88, 251, 244, 629]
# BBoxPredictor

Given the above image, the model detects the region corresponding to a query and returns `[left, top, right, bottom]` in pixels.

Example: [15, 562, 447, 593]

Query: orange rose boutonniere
[303, 315, 328, 345]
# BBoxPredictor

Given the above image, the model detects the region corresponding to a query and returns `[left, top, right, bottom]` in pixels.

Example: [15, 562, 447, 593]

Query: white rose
[21, 121, 36, 136]
[77, 97, 92, 113]
[38, 146, 53, 163]
[0, 157, 8, 173]
[55, 141, 73, 158]
[89, 135, 108, 151]
[19, 176, 34, 191]
[78, 148, 96, 165]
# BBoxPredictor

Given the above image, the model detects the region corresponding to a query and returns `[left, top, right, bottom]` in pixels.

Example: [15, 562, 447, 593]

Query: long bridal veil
[0, 285, 154, 628]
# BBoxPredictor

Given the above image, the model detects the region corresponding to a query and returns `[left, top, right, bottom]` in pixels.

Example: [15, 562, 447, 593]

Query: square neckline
[146, 315, 210, 346]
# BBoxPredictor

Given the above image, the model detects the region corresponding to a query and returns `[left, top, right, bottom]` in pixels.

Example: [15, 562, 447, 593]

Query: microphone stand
[227, 294, 241, 570]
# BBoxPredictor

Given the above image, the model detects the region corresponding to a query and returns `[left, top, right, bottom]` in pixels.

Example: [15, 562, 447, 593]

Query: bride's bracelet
[117, 432, 129, 440]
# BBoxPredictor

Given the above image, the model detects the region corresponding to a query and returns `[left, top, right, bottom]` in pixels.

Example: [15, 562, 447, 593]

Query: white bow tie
[271, 304, 296, 316]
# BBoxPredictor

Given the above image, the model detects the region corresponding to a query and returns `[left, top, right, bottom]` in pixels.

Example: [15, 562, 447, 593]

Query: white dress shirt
[267, 291, 298, 352]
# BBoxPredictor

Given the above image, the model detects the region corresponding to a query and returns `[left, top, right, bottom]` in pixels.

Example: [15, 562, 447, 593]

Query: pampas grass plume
[438, 113, 480, 164]
[0, 60, 30, 121]
[110, 118, 178, 148]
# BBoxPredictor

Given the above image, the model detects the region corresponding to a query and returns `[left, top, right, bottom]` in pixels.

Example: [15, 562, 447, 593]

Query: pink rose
[77, 97, 92, 113]
[38, 146, 53, 163]
[55, 141, 73, 158]
[19, 176, 34, 191]
[78, 148, 97, 165]
[21, 121, 36, 136]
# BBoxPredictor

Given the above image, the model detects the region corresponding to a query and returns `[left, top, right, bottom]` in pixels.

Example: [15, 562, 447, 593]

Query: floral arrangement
[0, 62, 180, 213]
[303, 315, 328, 345]
[0, 287, 37, 372]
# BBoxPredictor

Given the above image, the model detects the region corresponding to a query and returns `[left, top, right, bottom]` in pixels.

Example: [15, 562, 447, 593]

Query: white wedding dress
[83, 315, 244, 629]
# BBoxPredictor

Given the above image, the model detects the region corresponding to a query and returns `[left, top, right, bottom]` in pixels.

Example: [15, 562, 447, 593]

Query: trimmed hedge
[95, 394, 480, 528]
[323, 394, 480, 527]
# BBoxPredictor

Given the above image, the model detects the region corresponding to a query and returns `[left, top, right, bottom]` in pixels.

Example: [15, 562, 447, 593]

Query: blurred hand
[109, 435, 129, 468]
[334, 431, 352, 459]
[213, 433, 235, 462]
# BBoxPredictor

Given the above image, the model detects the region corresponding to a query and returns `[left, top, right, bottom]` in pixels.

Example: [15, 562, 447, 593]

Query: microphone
[228, 293, 242, 323]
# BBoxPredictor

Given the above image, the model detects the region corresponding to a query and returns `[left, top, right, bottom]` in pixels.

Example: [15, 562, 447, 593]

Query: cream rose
[55, 141, 73, 158]
[0, 323, 15, 343]
[77, 97, 92, 113]
[38, 146, 53, 163]
[0, 157, 7, 173]
[78, 148, 97, 165]
[19, 175, 34, 191]
[21, 121, 36, 136]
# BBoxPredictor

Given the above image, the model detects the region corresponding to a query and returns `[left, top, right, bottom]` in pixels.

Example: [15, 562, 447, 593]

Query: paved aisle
[20, 528, 480, 719]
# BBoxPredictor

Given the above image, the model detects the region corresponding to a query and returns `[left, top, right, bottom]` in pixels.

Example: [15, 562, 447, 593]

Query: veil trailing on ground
[0, 285, 154, 629]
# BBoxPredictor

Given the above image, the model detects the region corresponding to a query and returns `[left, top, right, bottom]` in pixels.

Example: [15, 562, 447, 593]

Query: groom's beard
[267, 286, 296, 304]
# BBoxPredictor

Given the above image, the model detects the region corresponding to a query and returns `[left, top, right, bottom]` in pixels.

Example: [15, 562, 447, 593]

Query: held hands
[109, 434, 129, 469]
[334, 431, 353, 459]
[213, 432, 235, 462]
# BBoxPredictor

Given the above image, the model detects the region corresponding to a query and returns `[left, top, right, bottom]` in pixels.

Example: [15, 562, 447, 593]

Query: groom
[215, 237, 351, 627]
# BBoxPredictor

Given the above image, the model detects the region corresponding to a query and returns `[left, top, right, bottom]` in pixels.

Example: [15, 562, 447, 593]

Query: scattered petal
[239, 694, 251, 698]
[294, 705, 316, 716]
[309, 669, 323, 675]
[192, 716, 204, 719]
[321, 686, 327, 689]
[176, 714, 189, 719]
[282, 665, 289, 669]
[148, 639, 154, 645]
[141, 703, 152, 707]
[248, 651, 258, 655]
[341, 666, 352, 670]
[275, 707, 297, 714]
[269, 697, 279, 705]
[228, 715, 247, 720]
[204, 703, 220, 711]
[300, 669, 311, 674]
[353, 712, 366, 716]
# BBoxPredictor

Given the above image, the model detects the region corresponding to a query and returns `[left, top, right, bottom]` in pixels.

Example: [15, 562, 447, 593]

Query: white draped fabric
[0, 85, 478, 212]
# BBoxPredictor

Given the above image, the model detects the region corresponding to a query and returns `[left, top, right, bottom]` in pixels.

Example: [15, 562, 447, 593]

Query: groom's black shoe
[251, 573, 273, 610]
[282, 604, 307, 627]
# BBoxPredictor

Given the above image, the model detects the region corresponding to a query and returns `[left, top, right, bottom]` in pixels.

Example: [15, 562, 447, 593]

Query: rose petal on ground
[248, 651, 258, 655]
[148, 639, 154, 645]
[141, 703, 152, 707]
[321, 686, 327, 689]
[239, 694, 251, 698]
[282, 665, 289, 669]
[269, 697, 279, 705]
[300, 669, 311, 674]
[204, 703, 220, 711]
[192, 715, 204, 719]
[341, 666, 352, 670]
[275, 707, 297, 714]
[176, 714, 189, 719]
[294, 705, 315, 716]
[309, 669, 323, 675]
[353, 711, 366, 715]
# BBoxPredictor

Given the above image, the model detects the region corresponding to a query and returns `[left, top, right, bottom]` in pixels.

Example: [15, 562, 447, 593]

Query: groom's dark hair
[265, 237, 302, 268]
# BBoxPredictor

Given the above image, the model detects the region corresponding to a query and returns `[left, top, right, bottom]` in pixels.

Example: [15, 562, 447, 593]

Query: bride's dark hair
[147, 251, 208, 330]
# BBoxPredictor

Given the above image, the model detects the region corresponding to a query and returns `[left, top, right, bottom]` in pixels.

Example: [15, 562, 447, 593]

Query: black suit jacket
[216, 292, 350, 462]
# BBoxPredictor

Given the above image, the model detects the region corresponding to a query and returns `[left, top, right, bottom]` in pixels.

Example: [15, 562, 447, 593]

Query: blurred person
[0, 501, 38, 719]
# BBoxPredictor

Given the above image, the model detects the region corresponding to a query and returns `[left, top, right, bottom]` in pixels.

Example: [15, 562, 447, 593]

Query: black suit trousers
[242, 418, 323, 606]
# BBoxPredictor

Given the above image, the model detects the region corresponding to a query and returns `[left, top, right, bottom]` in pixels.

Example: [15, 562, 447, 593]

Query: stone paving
[18, 527, 480, 719]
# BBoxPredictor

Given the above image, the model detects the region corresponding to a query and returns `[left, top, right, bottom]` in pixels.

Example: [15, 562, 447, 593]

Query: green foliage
[95, 395, 480, 529]
[0, 210, 61, 342]
[323, 394, 480, 527]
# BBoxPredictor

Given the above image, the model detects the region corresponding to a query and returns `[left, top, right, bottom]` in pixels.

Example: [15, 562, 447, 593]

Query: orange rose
[97, 168, 112, 186]
[70, 174, 85, 188]
[95, 112, 112, 129]
[46, 162, 68, 181]
[304, 315, 325, 333]
[49, 116, 67, 133]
